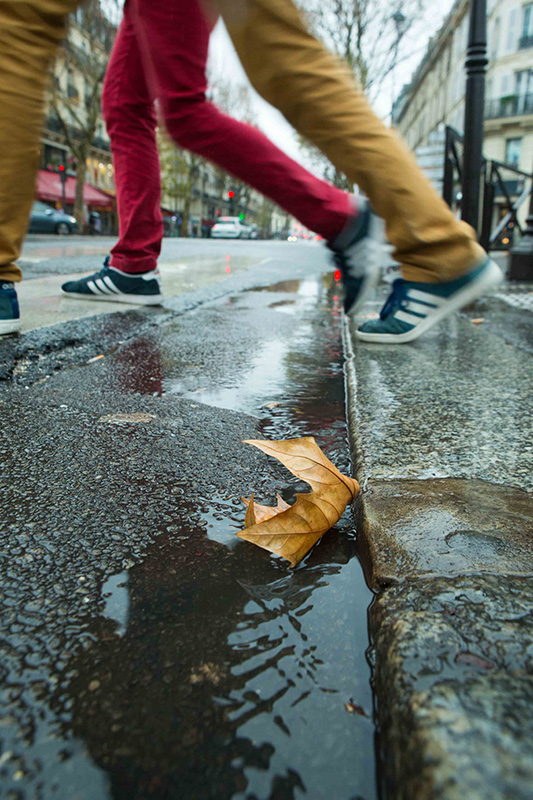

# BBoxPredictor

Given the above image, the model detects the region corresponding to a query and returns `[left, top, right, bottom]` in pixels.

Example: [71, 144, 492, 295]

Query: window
[521, 3, 533, 47]
[67, 68, 79, 101]
[507, 6, 519, 53]
[505, 138, 522, 167]
[515, 68, 533, 106]
[490, 17, 501, 59]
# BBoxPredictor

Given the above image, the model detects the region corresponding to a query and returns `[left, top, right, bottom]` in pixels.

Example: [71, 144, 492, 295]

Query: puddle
[81, 273, 376, 798]
[1, 271, 376, 799]
[67, 508, 375, 800]
[101, 570, 130, 636]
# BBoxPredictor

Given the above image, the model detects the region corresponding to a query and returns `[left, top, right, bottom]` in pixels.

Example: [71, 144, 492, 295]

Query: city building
[392, 0, 533, 233]
[39, 4, 292, 239]
[39, 5, 116, 233]
[159, 154, 291, 238]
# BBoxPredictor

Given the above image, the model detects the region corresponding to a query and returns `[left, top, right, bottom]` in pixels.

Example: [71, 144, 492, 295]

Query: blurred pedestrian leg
[98, 0, 353, 279]
[0, 0, 78, 284]
[214, 0, 486, 284]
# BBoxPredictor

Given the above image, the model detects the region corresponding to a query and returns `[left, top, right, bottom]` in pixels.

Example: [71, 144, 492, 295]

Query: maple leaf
[238, 437, 359, 567]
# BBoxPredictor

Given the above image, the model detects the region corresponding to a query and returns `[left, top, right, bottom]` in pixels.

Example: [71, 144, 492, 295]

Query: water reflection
[62, 510, 373, 800]
[55, 271, 376, 799]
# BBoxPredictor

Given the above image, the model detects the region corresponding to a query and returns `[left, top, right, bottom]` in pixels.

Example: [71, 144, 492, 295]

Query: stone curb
[341, 316, 533, 800]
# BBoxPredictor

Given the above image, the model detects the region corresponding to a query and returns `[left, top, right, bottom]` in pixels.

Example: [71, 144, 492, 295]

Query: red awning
[36, 170, 114, 209]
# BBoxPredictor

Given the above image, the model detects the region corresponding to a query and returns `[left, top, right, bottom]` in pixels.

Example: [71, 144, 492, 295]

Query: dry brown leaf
[344, 701, 367, 717]
[238, 437, 359, 567]
[241, 492, 291, 526]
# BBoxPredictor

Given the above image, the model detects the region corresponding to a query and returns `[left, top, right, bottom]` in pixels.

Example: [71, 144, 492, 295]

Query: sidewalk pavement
[344, 276, 533, 799]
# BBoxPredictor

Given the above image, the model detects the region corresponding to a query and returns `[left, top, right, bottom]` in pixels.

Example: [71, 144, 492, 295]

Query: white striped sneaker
[356, 258, 503, 344]
[61, 257, 163, 306]
[328, 201, 383, 317]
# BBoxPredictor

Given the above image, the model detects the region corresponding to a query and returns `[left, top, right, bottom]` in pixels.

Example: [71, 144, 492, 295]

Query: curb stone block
[370, 575, 533, 800]
[354, 478, 533, 590]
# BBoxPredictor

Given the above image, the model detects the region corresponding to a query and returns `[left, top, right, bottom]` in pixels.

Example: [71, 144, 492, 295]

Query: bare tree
[50, 1, 116, 228]
[158, 78, 258, 235]
[301, 0, 426, 96]
[297, 0, 428, 187]
[207, 76, 265, 219]
[158, 133, 203, 236]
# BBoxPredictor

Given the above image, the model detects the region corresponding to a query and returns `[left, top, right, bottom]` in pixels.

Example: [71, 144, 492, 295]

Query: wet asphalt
[0, 243, 376, 800]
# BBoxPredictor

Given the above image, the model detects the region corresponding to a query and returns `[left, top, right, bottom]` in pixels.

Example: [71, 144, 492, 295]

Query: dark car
[28, 202, 78, 235]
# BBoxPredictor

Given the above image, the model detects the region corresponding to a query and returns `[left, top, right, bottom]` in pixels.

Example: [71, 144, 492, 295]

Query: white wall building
[392, 0, 533, 231]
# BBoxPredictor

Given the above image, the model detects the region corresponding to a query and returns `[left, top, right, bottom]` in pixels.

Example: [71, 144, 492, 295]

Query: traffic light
[227, 190, 235, 199]
[228, 189, 235, 214]
[58, 164, 67, 184]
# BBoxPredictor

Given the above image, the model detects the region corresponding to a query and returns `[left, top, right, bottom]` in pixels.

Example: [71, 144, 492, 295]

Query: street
[2, 235, 532, 800]
[0, 237, 376, 800]
[16, 236, 302, 333]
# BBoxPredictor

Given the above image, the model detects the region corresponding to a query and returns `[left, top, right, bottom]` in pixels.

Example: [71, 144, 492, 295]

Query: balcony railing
[485, 94, 533, 119]
[519, 34, 533, 49]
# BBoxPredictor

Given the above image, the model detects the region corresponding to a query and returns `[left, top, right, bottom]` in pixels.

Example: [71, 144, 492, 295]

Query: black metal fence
[443, 125, 533, 251]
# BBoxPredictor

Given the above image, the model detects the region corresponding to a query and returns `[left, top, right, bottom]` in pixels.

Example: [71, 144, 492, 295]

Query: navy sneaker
[328, 202, 383, 316]
[356, 258, 503, 344]
[61, 257, 163, 305]
[0, 281, 21, 335]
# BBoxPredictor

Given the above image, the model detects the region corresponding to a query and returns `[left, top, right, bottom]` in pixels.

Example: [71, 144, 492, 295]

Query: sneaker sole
[345, 215, 384, 318]
[0, 319, 22, 335]
[61, 291, 163, 306]
[356, 259, 503, 344]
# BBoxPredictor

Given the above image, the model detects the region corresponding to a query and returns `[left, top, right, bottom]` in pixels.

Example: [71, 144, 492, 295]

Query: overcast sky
[208, 0, 456, 167]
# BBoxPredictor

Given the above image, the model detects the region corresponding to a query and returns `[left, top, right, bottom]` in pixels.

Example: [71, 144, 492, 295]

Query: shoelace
[380, 278, 408, 320]
[86, 257, 111, 282]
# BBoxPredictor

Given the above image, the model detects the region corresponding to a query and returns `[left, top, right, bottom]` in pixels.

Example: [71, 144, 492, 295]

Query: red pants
[101, 0, 352, 273]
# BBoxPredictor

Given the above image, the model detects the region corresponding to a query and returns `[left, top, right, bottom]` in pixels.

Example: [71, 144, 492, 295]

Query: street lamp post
[391, 10, 407, 114]
[461, 0, 488, 233]
[509, 168, 533, 280]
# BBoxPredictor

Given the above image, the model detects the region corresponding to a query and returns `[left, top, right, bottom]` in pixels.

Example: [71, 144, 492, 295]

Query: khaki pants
[0, 0, 78, 282]
[214, 0, 485, 282]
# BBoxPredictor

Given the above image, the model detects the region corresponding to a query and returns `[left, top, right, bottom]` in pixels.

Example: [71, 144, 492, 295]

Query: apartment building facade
[392, 0, 533, 227]
[40, 5, 289, 238]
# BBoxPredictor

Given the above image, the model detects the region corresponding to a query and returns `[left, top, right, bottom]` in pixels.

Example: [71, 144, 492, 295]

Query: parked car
[210, 217, 252, 239]
[28, 202, 78, 235]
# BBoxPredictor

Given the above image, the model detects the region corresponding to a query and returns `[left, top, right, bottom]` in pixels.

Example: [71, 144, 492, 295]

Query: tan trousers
[214, 0, 486, 282]
[0, 0, 78, 282]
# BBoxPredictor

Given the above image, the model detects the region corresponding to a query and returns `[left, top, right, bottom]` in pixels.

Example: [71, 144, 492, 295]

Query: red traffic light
[228, 190, 235, 199]
[58, 164, 66, 172]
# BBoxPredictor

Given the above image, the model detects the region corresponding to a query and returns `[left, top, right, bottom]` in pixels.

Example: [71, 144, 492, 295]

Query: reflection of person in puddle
[61, 510, 357, 798]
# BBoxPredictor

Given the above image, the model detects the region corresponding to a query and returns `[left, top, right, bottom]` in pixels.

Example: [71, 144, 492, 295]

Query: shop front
[36, 169, 116, 234]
